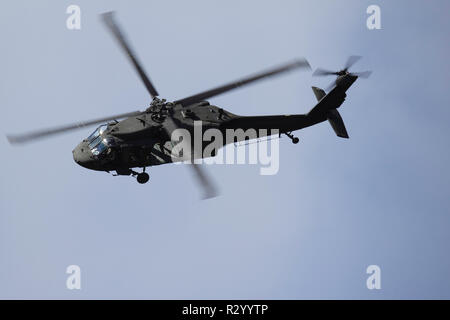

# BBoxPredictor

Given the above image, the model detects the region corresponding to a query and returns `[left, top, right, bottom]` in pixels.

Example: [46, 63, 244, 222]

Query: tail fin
[312, 86, 326, 101]
[311, 87, 349, 139]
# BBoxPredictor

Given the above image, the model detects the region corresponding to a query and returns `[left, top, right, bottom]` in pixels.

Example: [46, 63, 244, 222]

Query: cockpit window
[86, 124, 110, 156]
[87, 125, 108, 143]
[91, 139, 109, 156]
[88, 135, 102, 149]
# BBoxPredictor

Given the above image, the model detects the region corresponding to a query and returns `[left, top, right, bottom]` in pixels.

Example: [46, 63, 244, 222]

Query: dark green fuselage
[72, 74, 357, 173]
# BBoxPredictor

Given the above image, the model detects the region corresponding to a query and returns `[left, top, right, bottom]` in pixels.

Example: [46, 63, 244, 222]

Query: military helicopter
[7, 12, 371, 199]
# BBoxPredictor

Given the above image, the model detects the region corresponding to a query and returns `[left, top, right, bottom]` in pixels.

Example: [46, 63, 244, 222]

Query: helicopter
[6, 12, 371, 199]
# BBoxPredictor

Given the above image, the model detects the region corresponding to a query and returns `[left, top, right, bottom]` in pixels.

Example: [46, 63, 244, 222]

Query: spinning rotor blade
[191, 163, 219, 200]
[352, 71, 372, 79]
[101, 12, 159, 98]
[312, 68, 338, 77]
[174, 58, 311, 106]
[325, 81, 336, 92]
[7, 110, 142, 144]
[344, 55, 361, 71]
[162, 116, 218, 200]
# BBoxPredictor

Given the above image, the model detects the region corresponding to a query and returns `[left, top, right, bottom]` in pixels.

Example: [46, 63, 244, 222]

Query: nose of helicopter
[73, 141, 97, 169]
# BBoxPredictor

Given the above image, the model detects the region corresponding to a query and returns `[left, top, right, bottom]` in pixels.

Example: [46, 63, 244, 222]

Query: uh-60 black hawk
[7, 12, 371, 199]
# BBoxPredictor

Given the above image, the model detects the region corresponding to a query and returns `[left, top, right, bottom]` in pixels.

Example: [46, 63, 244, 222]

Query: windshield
[88, 135, 102, 149]
[87, 124, 108, 143]
[86, 124, 110, 156]
[91, 138, 109, 156]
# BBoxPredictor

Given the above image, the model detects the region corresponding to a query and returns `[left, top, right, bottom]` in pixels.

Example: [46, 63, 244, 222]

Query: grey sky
[1, 0, 449, 298]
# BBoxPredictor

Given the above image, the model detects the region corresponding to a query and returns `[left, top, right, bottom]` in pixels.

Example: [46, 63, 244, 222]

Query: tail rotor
[313, 56, 372, 91]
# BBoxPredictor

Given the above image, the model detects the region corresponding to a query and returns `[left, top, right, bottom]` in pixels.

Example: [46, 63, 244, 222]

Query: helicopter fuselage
[72, 102, 318, 173]
[72, 73, 357, 174]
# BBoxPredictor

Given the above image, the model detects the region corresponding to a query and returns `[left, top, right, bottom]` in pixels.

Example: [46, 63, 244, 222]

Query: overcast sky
[1, 0, 449, 299]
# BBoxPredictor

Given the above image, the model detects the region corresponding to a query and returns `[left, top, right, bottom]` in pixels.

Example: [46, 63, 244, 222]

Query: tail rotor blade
[312, 68, 338, 77]
[344, 55, 362, 71]
[353, 71, 372, 79]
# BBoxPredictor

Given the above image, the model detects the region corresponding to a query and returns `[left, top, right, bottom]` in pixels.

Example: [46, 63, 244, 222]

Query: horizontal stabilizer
[327, 109, 349, 138]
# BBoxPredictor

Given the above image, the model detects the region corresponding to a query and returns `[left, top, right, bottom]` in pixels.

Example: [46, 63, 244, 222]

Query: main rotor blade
[7, 110, 142, 144]
[312, 68, 338, 77]
[101, 12, 159, 98]
[174, 58, 311, 106]
[352, 71, 372, 79]
[191, 163, 219, 200]
[162, 115, 218, 199]
[344, 55, 362, 71]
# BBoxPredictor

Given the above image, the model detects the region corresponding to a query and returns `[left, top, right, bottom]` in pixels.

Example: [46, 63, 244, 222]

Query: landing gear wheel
[284, 132, 299, 144]
[137, 172, 149, 184]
